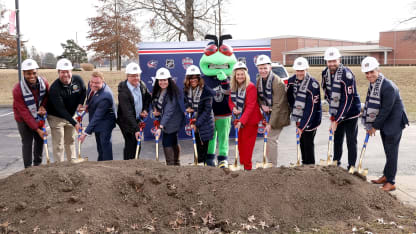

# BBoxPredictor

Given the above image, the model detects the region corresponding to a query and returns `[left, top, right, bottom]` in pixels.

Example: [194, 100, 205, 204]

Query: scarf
[186, 86, 202, 112]
[322, 64, 344, 116]
[230, 85, 246, 112]
[154, 89, 167, 113]
[257, 72, 274, 107]
[362, 73, 385, 130]
[291, 74, 311, 122]
[20, 77, 46, 118]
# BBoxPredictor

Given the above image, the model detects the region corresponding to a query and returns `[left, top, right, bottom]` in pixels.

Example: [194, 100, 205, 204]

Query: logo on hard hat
[133, 67, 137, 71]
[259, 57, 264, 61]
[27, 62, 32, 66]
[182, 57, 193, 70]
[297, 61, 302, 65]
[147, 60, 158, 68]
[64, 63, 69, 66]
[365, 63, 369, 68]
[160, 72, 165, 76]
[329, 52, 334, 56]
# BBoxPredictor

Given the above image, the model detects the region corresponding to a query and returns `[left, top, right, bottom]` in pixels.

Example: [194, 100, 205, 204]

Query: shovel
[152, 118, 160, 162]
[229, 115, 241, 171]
[39, 115, 50, 164]
[349, 133, 369, 176]
[320, 129, 337, 166]
[135, 119, 146, 160]
[290, 125, 302, 167]
[73, 111, 88, 163]
[256, 114, 273, 169]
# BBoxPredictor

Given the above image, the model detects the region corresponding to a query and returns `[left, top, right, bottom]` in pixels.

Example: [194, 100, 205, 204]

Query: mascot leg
[216, 117, 231, 168]
[206, 128, 217, 167]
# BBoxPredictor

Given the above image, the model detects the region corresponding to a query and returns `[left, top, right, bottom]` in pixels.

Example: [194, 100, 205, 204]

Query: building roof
[282, 45, 393, 55]
[268, 35, 365, 43]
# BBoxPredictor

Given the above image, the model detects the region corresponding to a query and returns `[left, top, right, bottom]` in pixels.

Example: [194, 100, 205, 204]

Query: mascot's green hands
[216, 71, 227, 81]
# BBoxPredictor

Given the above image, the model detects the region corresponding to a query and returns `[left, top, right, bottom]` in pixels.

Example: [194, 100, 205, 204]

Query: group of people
[13, 46, 408, 192]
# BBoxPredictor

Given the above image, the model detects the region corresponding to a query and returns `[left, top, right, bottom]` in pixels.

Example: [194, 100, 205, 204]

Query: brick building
[271, 29, 416, 66]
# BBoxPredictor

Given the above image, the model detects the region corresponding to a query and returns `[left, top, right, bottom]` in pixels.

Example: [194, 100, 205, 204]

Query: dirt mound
[0, 160, 415, 233]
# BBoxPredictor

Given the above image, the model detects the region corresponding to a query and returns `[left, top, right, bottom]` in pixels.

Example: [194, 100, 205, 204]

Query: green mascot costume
[199, 34, 237, 168]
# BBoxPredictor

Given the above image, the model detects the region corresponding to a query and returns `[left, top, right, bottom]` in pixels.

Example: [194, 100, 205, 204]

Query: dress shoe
[381, 182, 396, 192]
[371, 176, 387, 184]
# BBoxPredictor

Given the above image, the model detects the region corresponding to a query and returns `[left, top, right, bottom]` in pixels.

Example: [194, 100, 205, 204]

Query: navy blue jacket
[202, 75, 231, 117]
[184, 85, 215, 142]
[155, 94, 185, 134]
[371, 78, 409, 136]
[287, 75, 322, 131]
[85, 83, 117, 134]
[321, 66, 361, 122]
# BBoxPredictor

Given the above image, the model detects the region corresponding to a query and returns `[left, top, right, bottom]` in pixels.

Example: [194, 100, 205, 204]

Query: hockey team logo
[166, 59, 175, 69]
[147, 60, 158, 68]
[182, 57, 193, 70]
[238, 57, 246, 64]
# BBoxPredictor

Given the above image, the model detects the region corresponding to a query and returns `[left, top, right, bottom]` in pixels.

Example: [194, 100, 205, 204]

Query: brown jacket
[256, 72, 290, 129]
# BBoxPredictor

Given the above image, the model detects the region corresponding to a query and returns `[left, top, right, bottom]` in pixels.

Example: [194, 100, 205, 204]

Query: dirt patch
[0, 160, 415, 233]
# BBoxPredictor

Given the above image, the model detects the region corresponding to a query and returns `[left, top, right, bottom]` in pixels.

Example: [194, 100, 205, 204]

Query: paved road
[1, 107, 415, 179]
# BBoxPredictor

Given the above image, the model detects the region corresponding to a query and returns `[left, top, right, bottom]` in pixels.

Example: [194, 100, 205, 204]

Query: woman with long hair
[183, 65, 215, 166]
[152, 68, 185, 165]
[228, 62, 262, 170]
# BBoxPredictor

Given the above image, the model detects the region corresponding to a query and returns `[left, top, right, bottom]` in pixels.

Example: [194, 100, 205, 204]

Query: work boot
[173, 144, 181, 166]
[217, 155, 228, 169]
[371, 176, 387, 184]
[163, 147, 175, 166]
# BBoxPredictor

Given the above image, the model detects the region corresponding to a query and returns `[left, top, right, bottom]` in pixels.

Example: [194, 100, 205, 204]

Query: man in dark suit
[79, 71, 117, 161]
[117, 62, 151, 160]
[361, 57, 409, 192]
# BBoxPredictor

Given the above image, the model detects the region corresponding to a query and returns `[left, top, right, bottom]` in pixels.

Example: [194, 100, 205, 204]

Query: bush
[81, 63, 94, 71]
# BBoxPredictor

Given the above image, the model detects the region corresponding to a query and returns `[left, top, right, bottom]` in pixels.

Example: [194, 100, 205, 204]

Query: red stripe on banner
[138, 47, 271, 54]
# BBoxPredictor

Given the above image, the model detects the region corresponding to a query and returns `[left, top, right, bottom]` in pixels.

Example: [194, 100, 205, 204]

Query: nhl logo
[182, 57, 193, 70]
[365, 63, 369, 68]
[297, 61, 302, 65]
[133, 67, 137, 71]
[64, 63, 69, 66]
[166, 59, 175, 69]
[160, 72, 165, 76]
[147, 60, 158, 68]
[28, 62, 32, 66]
[329, 52, 334, 56]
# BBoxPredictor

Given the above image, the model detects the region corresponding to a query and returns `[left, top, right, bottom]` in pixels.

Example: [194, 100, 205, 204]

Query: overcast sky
[2, 0, 415, 56]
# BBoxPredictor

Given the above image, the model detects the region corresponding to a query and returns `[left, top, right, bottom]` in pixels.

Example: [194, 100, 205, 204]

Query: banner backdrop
[138, 39, 271, 140]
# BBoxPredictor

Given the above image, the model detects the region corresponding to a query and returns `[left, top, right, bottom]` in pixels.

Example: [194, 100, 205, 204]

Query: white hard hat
[126, 62, 142, 74]
[255, 54, 272, 66]
[293, 57, 309, 70]
[186, 65, 201, 75]
[56, 58, 73, 70]
[233, 61, 247, 71]
[324, 47, 341, 61]
[156, 67, 171, 80]
[21, 59, 39, 71]
[361, 56, 380, 73]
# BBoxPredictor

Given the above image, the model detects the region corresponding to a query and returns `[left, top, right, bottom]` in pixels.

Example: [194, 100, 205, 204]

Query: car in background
[271, 62, 289, 85]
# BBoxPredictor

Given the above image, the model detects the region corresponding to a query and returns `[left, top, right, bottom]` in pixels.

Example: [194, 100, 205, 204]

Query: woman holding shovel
[228, 61, 262, 170]
[286, 57, 322, 165]
[152, 68, 185, 166]
[183, 65, 215, 166]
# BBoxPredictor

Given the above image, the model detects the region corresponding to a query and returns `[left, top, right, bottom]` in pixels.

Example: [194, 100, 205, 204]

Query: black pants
[333, 118, 358, 168]
[300, 129, 316, 165]
[17, 121, 43, 168]
[162, 131, 178, 147]
[381, 130, 402, 185]
[195, 131, 209, 164]
[120, 129, 141, 160]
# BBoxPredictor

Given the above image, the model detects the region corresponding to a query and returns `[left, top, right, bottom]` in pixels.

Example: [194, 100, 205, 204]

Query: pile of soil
[0, 160, 415, 233]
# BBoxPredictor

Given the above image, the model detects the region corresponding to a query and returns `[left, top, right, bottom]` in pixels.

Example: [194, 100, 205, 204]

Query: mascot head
[199, 34, 237, 80]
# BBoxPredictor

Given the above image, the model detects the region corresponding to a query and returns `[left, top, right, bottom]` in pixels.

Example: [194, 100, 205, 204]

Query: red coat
[13, 77, 49, 131]
[228, 82, 262, 126]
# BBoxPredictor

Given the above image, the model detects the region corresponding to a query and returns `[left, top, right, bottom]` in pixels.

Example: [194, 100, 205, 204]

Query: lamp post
[15, 0, 22, 81]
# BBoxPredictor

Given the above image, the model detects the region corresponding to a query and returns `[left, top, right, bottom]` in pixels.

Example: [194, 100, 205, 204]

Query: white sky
[2, 0, 416, 56]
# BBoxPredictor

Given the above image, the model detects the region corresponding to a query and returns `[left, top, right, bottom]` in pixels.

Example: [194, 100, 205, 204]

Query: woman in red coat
[228, 61, 263, 170]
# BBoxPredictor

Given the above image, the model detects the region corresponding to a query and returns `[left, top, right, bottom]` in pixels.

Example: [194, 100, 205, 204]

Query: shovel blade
[348, 166, 355, 174]
[229, 164, 241, 171]
[359, 168, 368, 177]
[72, 157, 88, 163]
[255, 162, 272, 169]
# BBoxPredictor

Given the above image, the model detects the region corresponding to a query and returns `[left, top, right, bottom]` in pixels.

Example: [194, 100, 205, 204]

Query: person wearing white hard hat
[228, 61, 262, 170]
[360, 57, 409, 192]
[183, 65, 215, 165]
[13, 59, 49, 168]
[286, 57, 322, 165]
[152, 67, 185, 165]
[79, 71, 117, 161]
[255, 54, 290, 167]
[321, 47, 361, 169]
[47, 58, 86, 162]
[116, 62, 152, 160]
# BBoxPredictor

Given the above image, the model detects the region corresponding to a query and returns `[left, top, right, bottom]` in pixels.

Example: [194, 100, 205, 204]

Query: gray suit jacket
[372, 78, 409, 136]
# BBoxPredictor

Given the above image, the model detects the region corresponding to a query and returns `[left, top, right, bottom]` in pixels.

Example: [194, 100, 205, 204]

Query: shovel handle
[155, 135, 159, 161]
[191, 128, 198, 165]
[357, 133, 370, 171]
[234, 127, 239, 165]
[296, 128, 301, 165]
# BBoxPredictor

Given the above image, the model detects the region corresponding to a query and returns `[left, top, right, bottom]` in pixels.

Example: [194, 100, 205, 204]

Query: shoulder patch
[312, 82, 319, 89]
[346, 72, 353, 79]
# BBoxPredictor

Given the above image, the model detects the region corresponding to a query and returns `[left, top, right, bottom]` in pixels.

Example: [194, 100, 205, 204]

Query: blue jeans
[95, 130, 113, 161]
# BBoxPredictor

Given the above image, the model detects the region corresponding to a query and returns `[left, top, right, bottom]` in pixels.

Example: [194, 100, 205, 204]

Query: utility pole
[15, 0, 22, 81]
